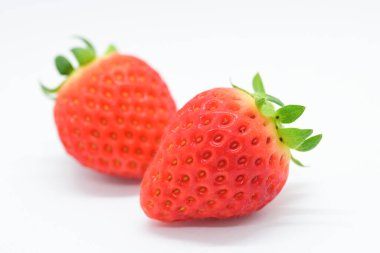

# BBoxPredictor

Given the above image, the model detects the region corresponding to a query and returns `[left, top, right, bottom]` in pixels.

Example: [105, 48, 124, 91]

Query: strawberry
[41, 38, 176, 178]
[140, 74, 321, 221]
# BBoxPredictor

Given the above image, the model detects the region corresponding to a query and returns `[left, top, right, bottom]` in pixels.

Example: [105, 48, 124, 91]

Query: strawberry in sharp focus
[41, 38, 176, 178]
[140, 74, 322, 221]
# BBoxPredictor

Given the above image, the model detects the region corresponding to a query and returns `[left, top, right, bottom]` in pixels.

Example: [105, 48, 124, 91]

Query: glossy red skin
[140, 88, 290, 221]
[54, 53, 176, 178]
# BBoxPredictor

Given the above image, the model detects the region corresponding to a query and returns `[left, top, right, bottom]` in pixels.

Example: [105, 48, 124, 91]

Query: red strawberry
[41, 38, 176, 178]
[140, 74, 321, 221]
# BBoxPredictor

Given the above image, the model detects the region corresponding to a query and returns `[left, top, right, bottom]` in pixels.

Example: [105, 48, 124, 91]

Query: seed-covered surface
[140, 88, 290, 221]
[54, 53, 176, 178]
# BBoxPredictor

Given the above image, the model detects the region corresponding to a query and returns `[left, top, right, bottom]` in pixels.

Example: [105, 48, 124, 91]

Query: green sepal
[278, 128, 313, 149]
[42, 37, 120, 101]
[252, 73, 265, 94]
[266, 94, 284, 106]
[55, 56, 74, 75]
[231, 73, 322, 167]
[276, 105, 305, 123]
[296, 134, 322, 152]
[260, 101, 275, 117]
[105, 44, 118, 55]
[74, 36, 96, 52]
[291, 155, 305, 167]
[71, 47, 96, 66]
[40, 82, 64, 100]
[232, 84, 247, 93]
[255, 97, 266, 109]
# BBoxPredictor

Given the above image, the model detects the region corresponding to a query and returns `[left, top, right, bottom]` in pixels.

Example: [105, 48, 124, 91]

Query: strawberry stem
[232, 73, 322, 166]
[40, 37, 118, 99]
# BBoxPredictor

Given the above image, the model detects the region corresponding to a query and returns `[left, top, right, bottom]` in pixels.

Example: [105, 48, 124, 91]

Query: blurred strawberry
[41, 38, 176, 178]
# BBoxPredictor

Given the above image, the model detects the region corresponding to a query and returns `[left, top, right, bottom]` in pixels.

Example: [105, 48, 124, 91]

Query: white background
[1, 0, 379, 252]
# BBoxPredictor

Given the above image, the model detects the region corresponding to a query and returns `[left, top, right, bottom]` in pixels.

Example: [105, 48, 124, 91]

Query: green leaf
[252, 73, 266, 93]
[260, 101, 275, 117]
[55, 56, 74, 75]
[291, 155, 305, 167]
[71, 47, 96, 66]
[276, 105, 305, 123]
[266, 94, 284, 106]
[40, 82, 64, 100]
[296, 134, 322, 152]
[278, 128, 313, 149]
[255, 97, 265, 109]
[74, 36, 96, 52]
[232, 84, 251, 96]
[105, 44, 118, 55]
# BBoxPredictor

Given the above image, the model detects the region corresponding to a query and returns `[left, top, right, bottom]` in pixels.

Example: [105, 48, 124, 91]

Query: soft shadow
[67, 159, 141, 197]
[12, 155, 141, 198]
[144, 181, 347, 245]
[144, 206, 281, 245]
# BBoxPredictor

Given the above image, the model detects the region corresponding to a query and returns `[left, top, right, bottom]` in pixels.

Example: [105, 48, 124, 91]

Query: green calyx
[232, 73, 322, 167]
[40, 36, 118, 99]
